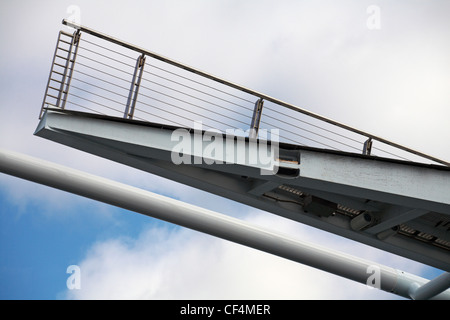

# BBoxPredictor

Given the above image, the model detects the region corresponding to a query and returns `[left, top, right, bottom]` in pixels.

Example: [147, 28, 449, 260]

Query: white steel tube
[409, 272, 450, 300]
[0, 149, 449, 300]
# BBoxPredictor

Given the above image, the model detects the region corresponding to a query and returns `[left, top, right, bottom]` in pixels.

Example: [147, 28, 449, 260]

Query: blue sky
[1, 0, 449, 299]
[0, 176, 132, 299]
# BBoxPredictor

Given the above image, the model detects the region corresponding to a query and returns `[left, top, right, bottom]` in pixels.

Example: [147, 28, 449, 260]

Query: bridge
[7, 19, 450, 298]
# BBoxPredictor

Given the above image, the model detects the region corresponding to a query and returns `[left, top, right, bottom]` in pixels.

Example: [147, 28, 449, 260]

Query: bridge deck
[35, 109, 450, 271]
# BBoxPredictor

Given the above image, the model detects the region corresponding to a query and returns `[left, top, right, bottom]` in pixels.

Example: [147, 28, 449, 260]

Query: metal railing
[40, 19, 450, 167]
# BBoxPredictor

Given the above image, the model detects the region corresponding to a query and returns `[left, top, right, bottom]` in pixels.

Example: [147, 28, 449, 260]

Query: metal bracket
[363, 138, 373, 155]
[72, 29, 81, 44]
[124, 54, 146, 119]
[249, 98, 264, 139]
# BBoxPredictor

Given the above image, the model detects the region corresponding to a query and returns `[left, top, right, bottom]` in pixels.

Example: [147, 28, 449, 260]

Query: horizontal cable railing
[40, 20, 449, 167]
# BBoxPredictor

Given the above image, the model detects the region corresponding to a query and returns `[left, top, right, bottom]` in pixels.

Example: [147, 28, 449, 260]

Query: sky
[0, 0, 449, 300]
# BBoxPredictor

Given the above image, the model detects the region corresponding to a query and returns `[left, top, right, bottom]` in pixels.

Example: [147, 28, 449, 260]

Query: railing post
[363, 138, 373, 155]
[249, 98, 264, 139]
[124, 54, 146, 119]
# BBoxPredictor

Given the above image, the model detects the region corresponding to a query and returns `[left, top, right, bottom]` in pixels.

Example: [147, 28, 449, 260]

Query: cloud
[64, 211, 426, 300]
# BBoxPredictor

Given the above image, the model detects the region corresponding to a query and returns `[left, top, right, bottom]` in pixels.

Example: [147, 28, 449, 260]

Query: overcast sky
[0, 0, 449, 300]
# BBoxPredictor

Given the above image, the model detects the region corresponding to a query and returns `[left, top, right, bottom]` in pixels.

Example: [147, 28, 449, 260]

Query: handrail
[60, 19, 449, 166]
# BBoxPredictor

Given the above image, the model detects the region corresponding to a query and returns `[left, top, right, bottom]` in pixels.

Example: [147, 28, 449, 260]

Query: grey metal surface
[35, 109, 450, 271]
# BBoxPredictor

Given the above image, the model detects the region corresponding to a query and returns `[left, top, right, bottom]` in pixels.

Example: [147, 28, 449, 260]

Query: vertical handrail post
[249, 98, 264, 139]
[124, 54, 146, 119]
[363, 138, 373, 155]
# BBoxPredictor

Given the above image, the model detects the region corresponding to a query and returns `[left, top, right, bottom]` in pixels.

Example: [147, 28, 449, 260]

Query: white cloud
[64, 211, 427, 300]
